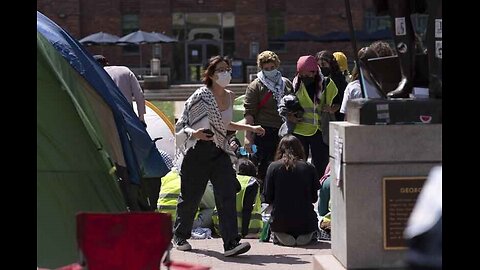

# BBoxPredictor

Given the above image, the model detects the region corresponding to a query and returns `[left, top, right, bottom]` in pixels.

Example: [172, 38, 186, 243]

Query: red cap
[296, 55, 318, 73]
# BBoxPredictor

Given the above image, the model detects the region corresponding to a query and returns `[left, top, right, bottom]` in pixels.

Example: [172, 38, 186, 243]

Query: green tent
[37, 32, 127, 268]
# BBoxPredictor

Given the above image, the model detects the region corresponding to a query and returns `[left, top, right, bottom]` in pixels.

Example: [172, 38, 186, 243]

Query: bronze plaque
[383, 176, 426, 250]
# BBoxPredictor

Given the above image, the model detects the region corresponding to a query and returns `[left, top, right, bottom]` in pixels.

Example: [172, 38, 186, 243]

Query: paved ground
[168, 99, 330, 269]
[166, 237, 331, 270]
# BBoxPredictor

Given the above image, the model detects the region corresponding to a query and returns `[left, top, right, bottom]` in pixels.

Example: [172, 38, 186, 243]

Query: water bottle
[239, 144, 257, 156]
[259, 203, 271, 242]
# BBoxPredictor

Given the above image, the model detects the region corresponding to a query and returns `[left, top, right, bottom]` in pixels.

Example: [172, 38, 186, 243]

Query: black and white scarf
[256, 70, 286, 107]
[174, 86, 235, 167]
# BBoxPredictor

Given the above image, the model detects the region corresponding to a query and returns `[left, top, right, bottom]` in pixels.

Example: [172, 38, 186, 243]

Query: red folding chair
[76, 212, 210, 270]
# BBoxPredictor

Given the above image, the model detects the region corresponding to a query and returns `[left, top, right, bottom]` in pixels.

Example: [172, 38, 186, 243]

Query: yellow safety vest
[212, 175, 263, 237]
[156, 170, 181, 223]
[293, 79, 338, 136]
[157, 171, 214, 224]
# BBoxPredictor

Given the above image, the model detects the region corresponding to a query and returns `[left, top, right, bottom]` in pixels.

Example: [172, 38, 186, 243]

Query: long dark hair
[274, 135, 306, 170]
[236, 158, 257, 177]
[315, 50, 341, 75]
[351, 47, 378, 81]
[202, 55, 231, 87]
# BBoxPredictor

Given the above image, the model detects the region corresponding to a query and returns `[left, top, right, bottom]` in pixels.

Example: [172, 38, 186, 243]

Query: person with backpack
[212, 158, 263, 238]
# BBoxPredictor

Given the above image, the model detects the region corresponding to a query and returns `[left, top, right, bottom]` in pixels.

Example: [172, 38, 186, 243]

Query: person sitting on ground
[212, 158, 263, 239]
[94, 54, 146, 126]
[317, 162, 332, 241]
[157, 168, 216, 232]
[264, 135, 320, 246]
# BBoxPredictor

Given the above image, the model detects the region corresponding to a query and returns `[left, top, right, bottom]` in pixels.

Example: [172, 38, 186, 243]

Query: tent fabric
[37, 31, 127, 268]
[37, 11, 169, 183]
[133, 100, 175, 159]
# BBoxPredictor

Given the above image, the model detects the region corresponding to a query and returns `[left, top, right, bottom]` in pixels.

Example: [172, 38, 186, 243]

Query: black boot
[386, 0, 416, 98]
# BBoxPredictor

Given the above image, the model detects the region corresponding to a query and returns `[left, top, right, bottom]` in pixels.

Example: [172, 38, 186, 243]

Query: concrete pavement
[166, 237, 332, 270]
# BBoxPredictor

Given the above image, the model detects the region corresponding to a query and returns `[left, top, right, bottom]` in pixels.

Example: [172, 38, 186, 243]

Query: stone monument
[313, 1, 442, 269]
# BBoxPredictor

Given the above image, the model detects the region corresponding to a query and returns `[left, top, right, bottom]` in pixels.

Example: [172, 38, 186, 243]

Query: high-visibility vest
[212, 175, 263, 237]
[293, 79, 338, 136]
[157, 171, 214, 224]
[157, 170, 181, 223]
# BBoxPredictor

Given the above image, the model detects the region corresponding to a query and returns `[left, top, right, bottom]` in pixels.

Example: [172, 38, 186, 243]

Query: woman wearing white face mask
[243, 51, 292, 200]
[173, 55, 265, 257]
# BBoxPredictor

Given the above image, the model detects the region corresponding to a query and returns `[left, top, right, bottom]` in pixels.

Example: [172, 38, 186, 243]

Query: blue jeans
[318, 176, 331, 217]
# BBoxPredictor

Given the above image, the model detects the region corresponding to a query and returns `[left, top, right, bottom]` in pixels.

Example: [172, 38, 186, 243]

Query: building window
[364, 10, 428, 34]
[249, 42, 259, 59]
[122, 14, 139, 54]
[173, 13, 185, 27]
[364, 10, 429, 49]
[267, 11, 285, 52]
[364, 10, 391, 33]
[222, 12, 235, 58]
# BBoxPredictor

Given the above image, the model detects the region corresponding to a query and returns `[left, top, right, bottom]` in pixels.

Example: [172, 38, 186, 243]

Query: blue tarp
[37, 11, 169, 183]
[316, 29, 393, 42]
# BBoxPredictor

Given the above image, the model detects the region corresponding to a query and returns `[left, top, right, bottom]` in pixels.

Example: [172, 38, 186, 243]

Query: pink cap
[296, 55, 318, 73]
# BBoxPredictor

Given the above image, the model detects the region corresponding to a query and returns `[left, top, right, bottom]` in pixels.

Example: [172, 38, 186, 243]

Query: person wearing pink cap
[281, 55, 337, 177]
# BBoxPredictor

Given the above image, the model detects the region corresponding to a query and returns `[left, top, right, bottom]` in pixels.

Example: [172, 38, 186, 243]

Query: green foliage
[150, 101, 175, 124]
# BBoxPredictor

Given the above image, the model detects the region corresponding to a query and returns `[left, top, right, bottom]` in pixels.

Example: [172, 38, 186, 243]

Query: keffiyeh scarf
[174, 86, 235, 168]
[257, 70, 286, 107]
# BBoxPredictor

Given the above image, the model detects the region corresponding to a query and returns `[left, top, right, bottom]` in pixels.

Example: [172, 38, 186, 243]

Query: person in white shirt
[94, 55, 146, 125]
[340, 47, 379, 119]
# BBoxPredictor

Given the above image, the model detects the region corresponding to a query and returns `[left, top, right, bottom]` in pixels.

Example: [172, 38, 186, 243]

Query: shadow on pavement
[189, 249, 310, 266]
[187, 241, 331, 266]
[300, 240, 331, 249]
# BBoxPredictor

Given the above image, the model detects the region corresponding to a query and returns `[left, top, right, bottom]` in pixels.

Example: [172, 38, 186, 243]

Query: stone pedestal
[327, 122, 442, 269]
[346, 98, 442, 125]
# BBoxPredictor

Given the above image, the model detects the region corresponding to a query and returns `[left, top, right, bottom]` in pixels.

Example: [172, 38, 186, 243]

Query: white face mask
[215, 71, 231, 87]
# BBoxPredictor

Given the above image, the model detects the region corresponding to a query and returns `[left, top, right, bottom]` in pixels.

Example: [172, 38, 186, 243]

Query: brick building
[37, 0, 405, 83]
